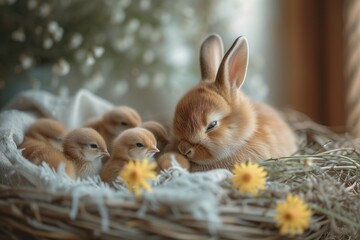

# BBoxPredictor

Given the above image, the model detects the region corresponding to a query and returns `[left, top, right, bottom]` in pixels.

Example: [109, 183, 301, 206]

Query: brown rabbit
[157, 34, 297, 172]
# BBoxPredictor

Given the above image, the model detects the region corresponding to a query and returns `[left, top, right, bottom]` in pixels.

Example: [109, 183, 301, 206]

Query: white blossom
[167, 44, 191, 67]
[5, 0, 16, 5]
[139, 0, 150, 10]
[52, 59, 70, 76]
[112, 80, 129, 97]
[126, 19, 140, 33]
[69, 33, 83, 49]
[139, 24, 153, 39]
[142, 49, 155, 64]
[136, 74, 149, 88]
[85, 54, 95, 66]
[39, 3, 50, 17]
[160, 13, 171, 23]
[43, 37, 53, 49]
[113, 37, 133, 52]
[93, 46, 105, 58]
[20, 55, 33, 69]
[27, 0, 37, 10]
[12, 28, 25, 42]
[110, 9, 125, 24]
[48, 21, 59, 33]
[152, 72, 166, 89]
[53, 27, 63, 41]
[119, 0, 130, 8]
[150, 30, 161, 43]
[83, 73, 105, 92]
[75, 49, 86, 62]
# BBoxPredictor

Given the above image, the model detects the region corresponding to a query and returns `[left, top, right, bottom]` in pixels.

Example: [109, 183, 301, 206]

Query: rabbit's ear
[200, 34, 224, 82]
[215, 36, 248, 90]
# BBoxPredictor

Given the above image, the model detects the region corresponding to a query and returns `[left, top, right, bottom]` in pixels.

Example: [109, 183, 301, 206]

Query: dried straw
[0, 111, 359, 239]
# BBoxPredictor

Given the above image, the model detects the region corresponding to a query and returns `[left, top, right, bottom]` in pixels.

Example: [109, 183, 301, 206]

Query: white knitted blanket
[0, 89, 231, 232]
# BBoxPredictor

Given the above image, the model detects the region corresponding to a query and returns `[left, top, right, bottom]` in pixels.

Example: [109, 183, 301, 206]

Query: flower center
[242, 173, 252, 182]
[130, 169, 142, 181]
[284, 211, 294, 221]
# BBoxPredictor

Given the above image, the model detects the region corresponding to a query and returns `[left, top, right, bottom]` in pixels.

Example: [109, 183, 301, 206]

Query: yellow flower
[119, 159, 157, 196]
[275, 194, 313, 236]
[231, 162, 267, 195]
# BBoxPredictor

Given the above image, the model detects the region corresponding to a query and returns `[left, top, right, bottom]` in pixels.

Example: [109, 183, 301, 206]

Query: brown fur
[63, 128, 109, 178]
[20, 119, 76, 179]
[101, 127, 158, 184]
[84, 106, 142, 151]
[158, 34, 297, 172]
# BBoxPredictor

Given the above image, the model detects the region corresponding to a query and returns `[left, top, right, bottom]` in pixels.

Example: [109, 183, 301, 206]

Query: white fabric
[4, 89, 114, 130]
[0, 89, 232, 232]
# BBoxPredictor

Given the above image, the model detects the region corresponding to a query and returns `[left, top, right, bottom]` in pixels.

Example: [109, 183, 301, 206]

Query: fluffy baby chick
[63, 128, 110, 178]
[21, 140, 77, 179]
[23, 118, 67, 152]
[100, 127, 159, 184]
[84, 106, 142, 151]
[20, 118, 76, 179]
[140, 121, 169, 159]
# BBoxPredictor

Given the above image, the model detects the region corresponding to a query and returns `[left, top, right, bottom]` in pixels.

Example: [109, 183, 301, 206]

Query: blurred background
[0, 0, 355, 134]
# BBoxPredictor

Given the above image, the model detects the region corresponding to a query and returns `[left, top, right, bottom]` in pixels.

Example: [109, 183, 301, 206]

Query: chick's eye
[121, 121, 128, 126]
[89, 143, 98, 149]
[136, 143, 144, 147]
[206, 121, 217, 132]
[55, 137, 63, 142]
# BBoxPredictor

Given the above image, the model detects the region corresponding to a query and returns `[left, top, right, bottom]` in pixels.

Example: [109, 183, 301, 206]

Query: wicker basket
[0, 111, 359, 240]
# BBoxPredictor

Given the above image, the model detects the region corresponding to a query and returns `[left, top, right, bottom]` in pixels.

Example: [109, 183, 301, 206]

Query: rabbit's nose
[178, 141, 194, 158]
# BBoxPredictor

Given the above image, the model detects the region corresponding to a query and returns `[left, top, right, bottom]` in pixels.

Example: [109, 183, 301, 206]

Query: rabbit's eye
[136, 143, 144, 147]
[206, 121, 217, 132]
[120, 121, 128, 126]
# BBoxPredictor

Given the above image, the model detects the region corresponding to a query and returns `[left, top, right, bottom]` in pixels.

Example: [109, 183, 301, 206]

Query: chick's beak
[149, 145, 160, 153]
[102, 151, 110, 159]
